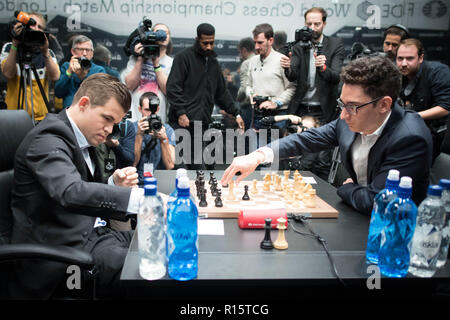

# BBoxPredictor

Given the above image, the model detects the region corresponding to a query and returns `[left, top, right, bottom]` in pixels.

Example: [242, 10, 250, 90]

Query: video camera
[124, 17, 167, 59]
[348, 42, 382, 61]
[281, 27, 314, 55]
[109, 111, 132, 140]
[10, 11, 48, 48]
[253, 95, 278, 118]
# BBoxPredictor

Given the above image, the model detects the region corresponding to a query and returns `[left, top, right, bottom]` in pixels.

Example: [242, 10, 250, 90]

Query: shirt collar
[66, 111, 91, 150]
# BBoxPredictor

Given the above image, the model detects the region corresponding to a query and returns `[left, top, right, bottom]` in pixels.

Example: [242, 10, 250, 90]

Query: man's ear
[78, 96, 91, 111]
[380, 96, 393, 113]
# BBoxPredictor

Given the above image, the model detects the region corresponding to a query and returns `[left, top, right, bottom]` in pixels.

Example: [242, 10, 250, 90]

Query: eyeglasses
[73, 48, 93, 53]
[337, 96, 383, 115]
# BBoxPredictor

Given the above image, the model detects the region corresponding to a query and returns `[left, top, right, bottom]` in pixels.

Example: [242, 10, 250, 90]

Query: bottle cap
[177, 176, 190, 190]
[144, 177, 157, 186]
[144, 184, 157, 196]
[387, 169, 400, 181]
[427, 185, 443, 197]
[439, 179, 450, 190]
[143, 171, 152, 178]
[399, 176, 412, 189]
[176, 168, 188, 179]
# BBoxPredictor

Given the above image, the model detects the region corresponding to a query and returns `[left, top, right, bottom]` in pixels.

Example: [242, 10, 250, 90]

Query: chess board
[190, 178, 339, 219]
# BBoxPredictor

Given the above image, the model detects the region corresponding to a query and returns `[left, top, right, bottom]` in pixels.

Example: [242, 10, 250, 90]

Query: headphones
[384, 24, 410, 40]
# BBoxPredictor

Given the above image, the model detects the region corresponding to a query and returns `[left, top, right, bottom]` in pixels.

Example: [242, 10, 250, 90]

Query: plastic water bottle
[378, 176, 417, 278]
[167, 168, 188, 209]
[437, 179, 450, 268]
[138, 185, 166, 280]
[409, 185, 445, 277]
[366, 169, 400, 264]
[144, 177, 163, 205]
[167, 176, 198, 281]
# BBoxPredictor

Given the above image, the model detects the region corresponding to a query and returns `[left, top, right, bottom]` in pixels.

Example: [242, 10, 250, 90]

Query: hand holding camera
[68, 55, 90, 79]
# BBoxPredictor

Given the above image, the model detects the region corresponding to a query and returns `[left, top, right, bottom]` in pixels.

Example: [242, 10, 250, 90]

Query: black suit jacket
[286, 35, 345, 122]
[270, 103, 432, 215]
[10, 109, 132, 298]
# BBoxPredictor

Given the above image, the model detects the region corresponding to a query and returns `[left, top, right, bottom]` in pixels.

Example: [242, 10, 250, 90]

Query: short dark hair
[274, 31, 287, 48]
[197, 23, 215, 37]
[399, 38, 424, 57]
[385, 25, 409, 40]
[304, 7, 327, 22]
[252, 23, 274, 40]
[238, 37, 255, 52]
[139, 91, 159, 107]
[340, 56, 401, 103]
[73, 73, 131, 113]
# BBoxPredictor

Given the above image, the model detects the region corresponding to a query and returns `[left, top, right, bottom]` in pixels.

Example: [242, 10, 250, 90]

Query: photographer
[123, 22, 172, 122]
[280, 7, 344, 180]
[55, 35, 105, 108]
[1, 11, 60, 122]
[134, 92, 175, 184]
[246, 23, 295, 146]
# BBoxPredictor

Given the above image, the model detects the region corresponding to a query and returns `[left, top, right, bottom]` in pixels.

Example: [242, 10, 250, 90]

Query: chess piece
[242, 185, 250, 200]
[199, 189, 208, 207]
[209, 171, 215, 185]
[283, 170, 290, 183]
[215, 191, 223, 207]
[275, 175, 283, 191]
[273, 217, 288, 250]
[251, 179, 258, 195]
[226, 180, 236, 200]
[263, 180, 270, 192]
[260, 218, 274, 250]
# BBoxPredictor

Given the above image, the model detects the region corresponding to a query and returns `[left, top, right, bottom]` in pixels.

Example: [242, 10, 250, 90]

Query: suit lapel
[366, 104, 404, 181]
[339, 125, 358, 181]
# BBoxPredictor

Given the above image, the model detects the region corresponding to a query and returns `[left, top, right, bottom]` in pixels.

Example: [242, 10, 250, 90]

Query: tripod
[17, 46, 51, 124]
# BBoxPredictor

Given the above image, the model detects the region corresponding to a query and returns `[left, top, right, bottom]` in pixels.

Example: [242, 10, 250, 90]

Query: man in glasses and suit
[221, 56, 432, 215]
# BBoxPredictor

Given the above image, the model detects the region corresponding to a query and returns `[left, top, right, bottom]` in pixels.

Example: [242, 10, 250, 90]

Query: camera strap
[142, 136, 158, 157]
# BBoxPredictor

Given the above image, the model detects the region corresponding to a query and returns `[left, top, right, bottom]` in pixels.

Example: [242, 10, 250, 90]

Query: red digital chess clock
[238, 208, 288, 229]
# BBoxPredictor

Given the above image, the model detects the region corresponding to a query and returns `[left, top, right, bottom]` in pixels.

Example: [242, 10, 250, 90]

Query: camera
[208, 114, 224, 131]
[124, 17, 167, 59]
[76, 56, 91, 70]
[145, 114, 162, 134]
[9, 11, 48, 47]
[253, 95, 277, 118]
[281, 27, 314, 55]
[109, 111, 132, 140]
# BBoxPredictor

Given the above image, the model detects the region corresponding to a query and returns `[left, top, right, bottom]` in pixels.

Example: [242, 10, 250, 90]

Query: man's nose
[340, 107, 348, 120]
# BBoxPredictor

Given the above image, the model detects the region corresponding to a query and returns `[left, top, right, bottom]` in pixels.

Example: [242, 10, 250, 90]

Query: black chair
[430, 152, 450, 185]
[0, 110, 97, 299]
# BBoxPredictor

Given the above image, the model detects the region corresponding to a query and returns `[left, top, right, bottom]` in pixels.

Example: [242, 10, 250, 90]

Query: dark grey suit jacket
[269, 103, 433, 215]
[286, 35, 345, 122]
[10, 109, 132, 298]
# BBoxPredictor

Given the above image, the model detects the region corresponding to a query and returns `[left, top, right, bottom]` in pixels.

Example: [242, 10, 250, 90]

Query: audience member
[134, 91, 175, 184]
[383, 24, 409, 61]
[9, 73, 141, 299]
[273, 30, 287, 53]
[55, 35, 105, 108]
[166, 23, 244, 169]
[246, 23, 295, 147]
[396, 38, 450, 161]
[123, 23, 173, 122]
[280, 7, 345, 180]
[0, 12, 60, 122]
[236, 37, 255, 131]
[93, 44, 120, 79]
[221, 56, 432, 215]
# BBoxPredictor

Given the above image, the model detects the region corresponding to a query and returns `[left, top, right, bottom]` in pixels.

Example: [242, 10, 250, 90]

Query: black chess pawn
[242, 185, 250, 200]
[260, 218, 274, 250]
[199, 189, 208, 207]
[215, 191, 223, 207]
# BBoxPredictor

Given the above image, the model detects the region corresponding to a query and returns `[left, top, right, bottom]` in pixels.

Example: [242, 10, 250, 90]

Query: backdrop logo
[66, 4, 81, 31]
[356, 1, 375, 21]
[422, 0, 448, 18]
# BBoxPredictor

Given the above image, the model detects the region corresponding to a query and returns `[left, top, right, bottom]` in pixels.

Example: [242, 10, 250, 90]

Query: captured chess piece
[260, 218, 274, 250]
[242, 185, 250, 200]
[273, 217, 288, 250]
